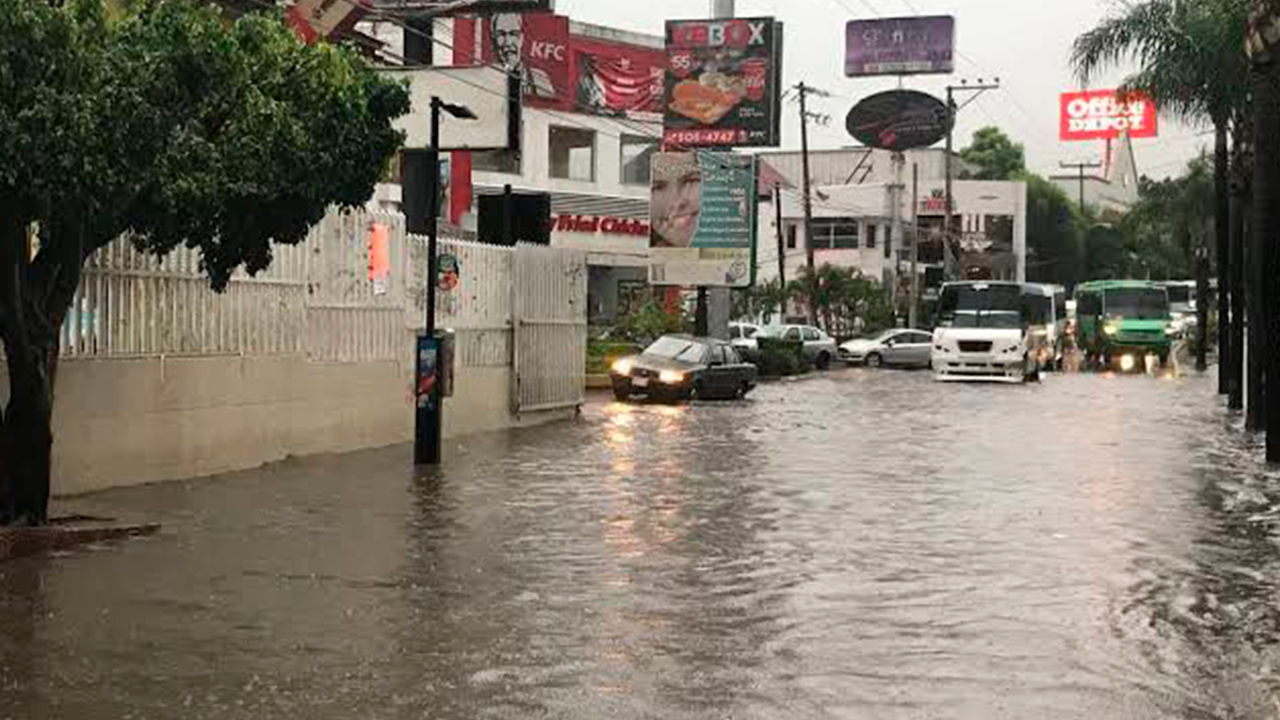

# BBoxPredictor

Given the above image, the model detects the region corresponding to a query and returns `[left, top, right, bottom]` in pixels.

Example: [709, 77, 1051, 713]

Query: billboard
[663, 17, 783, 148]
[649, 152, 758, 288]
[384, 66, 520, 151]
[286, 0, 368, 43]
[484, 13, 664, 118]
[1060, 89, 1158, 141]
[845, 16, 955, 77]
[846, 89, 953, 152]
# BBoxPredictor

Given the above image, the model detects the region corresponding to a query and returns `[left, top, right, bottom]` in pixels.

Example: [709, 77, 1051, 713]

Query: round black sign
[845, 90, 953, 152]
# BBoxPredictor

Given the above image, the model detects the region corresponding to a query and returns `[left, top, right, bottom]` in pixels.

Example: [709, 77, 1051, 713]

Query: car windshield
[1106, 288, 1168, 320]
[644, 337, 707, 363]
[948, 311, 1024, 329]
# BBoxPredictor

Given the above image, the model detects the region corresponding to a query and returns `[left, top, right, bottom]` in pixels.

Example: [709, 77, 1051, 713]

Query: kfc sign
[1060, 90, 1158, 142]
[554, 215, 650, 237]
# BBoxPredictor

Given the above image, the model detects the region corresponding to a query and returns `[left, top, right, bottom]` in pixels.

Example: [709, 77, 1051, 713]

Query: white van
[1023, 284, 1068, 370]
[931, 282, 1040, 383]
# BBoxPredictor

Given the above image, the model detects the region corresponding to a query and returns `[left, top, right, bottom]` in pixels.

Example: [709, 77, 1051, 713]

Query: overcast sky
[554, 0, 1210, 180]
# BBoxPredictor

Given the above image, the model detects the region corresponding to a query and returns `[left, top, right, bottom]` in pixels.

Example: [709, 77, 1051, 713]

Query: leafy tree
[789, 265, 894, 339]
[732, 278, 790, 324]
[1022, 174, 1086, 288]
[959, 127, 1027, 181]
[0, 0, 409, 524]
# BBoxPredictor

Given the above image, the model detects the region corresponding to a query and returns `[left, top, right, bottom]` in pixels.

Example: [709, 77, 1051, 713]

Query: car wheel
[736, 381, 750, 399]
[690, 381, 704, 401]
[815, 352, 832, 371]
[612, 385, 631, 402]
[865, 352, 883, 369]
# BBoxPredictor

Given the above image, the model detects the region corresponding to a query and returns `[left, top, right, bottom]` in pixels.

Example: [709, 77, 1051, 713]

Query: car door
[704, 345, 733, 398]
[802, 327, 822, 358]
[904, 332, 934, 366]
[880, 332, 906, 365]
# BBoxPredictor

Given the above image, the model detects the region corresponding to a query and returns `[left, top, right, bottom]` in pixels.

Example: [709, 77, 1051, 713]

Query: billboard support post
[910, 163, 920, 329]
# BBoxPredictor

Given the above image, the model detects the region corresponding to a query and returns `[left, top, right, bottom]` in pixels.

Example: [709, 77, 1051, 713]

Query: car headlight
[659, 370, 685, 385]
[612, 358, 633, 376]
[1166, 325, 1180, 336]
[1105, 323, 1120, 336]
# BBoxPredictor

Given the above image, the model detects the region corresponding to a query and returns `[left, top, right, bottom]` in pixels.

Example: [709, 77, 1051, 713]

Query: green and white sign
[648, 151, 758, 288]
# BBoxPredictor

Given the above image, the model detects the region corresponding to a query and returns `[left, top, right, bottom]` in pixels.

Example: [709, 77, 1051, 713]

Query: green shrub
[753, 337, 811, 377]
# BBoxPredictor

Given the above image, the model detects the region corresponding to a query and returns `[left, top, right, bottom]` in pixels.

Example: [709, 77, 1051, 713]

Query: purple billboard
[845, 16, 955, 77]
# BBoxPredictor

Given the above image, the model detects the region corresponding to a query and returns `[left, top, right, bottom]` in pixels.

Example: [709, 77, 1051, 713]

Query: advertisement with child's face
[649, 152, 757, 288]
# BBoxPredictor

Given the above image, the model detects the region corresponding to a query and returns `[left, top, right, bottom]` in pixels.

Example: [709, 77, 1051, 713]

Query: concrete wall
[36, 350, 567, 497]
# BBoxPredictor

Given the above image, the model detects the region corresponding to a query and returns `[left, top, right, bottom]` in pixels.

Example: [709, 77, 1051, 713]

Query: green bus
[1075, 280, 1174, 368]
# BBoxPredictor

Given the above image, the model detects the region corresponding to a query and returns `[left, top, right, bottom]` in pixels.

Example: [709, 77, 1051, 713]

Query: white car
[760, 325, 839, 370]
[840, 329, 934, 368]
[729, 322, 762, 356]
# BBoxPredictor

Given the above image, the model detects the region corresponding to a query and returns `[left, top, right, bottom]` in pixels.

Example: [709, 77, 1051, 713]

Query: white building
[1050, 134, 1141, 215]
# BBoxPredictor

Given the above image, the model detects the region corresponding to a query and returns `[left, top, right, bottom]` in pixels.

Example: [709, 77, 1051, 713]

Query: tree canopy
[959, 127, 1026, 181]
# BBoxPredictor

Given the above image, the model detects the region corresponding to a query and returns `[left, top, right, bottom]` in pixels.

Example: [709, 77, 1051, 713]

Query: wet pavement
[4, 367, 1280, 719]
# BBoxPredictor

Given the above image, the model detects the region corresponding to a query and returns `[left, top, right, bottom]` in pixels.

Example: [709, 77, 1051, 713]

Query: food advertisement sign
[485, 13, 664, 118]
[664, 18, 782, 148]
[1060, 89, 1158, 141]
[649, 152, 758, 288]
[845, 16, 955, 77]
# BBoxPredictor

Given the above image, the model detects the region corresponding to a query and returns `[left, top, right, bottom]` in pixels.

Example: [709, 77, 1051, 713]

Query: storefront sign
[649, 151, 758, 288]
[846, 89, 952, 152]
[1060, 89, 1158, 141]
[553, 215, 650, 237]
[663, 17, 783, 148]
[845, 16, 955, 77]
[485, 13, 664, 118]
[367, 222, 391, 296]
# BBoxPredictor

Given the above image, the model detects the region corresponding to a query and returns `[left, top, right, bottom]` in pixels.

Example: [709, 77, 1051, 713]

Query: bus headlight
[1120, 355, 1137, 372]
[1105, 323, 1121, 336]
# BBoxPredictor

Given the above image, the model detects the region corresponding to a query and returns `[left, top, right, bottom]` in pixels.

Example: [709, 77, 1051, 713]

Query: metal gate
[512, 244, 588, 413]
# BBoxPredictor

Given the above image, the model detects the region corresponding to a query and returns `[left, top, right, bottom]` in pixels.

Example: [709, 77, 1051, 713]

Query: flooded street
[6, 369, 1280, 719]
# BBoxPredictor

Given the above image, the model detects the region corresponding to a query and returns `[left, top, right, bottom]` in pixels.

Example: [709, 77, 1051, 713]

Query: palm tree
[1248, 0, 1280, 457]
[1072, 0, 1251, 383]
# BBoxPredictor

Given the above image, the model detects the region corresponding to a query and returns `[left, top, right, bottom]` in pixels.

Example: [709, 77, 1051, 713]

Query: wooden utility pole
[1059, 161, 1103, 213]
[910, 163, 920, 329]
[944, 79, 1001, 282]
[774, 187, 786, 288]
[797, 82, 819, 326]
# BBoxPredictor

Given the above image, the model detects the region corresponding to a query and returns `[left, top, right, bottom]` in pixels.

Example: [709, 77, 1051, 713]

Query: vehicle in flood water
[1024, 283, 1068, 371]
[1075, 280, 1174, 370]
[931, 282, 1041, 384]
[610, 335, 757, 403]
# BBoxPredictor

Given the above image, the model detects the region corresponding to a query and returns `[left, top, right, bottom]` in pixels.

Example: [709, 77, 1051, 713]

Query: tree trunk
[1248, 181, 1267, 430]
[1216, 123, 1232, 394]
[1256, 62, 1280, 461]
[1230, 183, 1247, 411]
[0, 212, 52, 526]
[1196, 243, 1211, 374]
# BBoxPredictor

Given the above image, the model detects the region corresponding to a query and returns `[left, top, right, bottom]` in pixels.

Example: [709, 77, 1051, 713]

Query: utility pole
[1060, 160, 1103, 213]
[797, 81, 819, 326]
[943, 79, 1001, 282]
[910, 162, 920, 329]
[890, 151, 905, 325]
[774, 187, 786, 288]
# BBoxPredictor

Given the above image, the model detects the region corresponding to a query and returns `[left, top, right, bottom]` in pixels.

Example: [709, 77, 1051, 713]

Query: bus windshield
[1105, 288, 1168, 320]
[939, 284, 1025, 329]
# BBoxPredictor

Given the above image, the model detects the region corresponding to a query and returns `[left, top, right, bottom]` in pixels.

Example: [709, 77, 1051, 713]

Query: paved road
[3, 367, 1280, 719]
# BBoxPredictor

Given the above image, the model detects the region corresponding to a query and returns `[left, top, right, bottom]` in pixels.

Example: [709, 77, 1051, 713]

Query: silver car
[762, 325, 839, 370]
[839, 329, 934, 369]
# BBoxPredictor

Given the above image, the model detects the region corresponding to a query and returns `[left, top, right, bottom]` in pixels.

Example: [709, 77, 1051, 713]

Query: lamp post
[415, 96, 476, 467]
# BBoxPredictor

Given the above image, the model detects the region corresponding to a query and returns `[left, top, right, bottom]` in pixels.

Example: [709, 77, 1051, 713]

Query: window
[784, 327, 802, 341]
[709, 346, 727, 365]
[472, 149, 521, 174]
[725, 347, 742, 365]
[803, 328, 821, 341]
[787, 224, 798, 250]
[620, 135, 657, 185]
[549, 126, 596, 181]
[866, 224, 878, 250]
[812, 219, 860, 249]
[910, 332, 933, 344]
[1078, 292, 1102, 317]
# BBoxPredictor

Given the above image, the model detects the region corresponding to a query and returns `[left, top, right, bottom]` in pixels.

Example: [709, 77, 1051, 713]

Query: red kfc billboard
[1060, 89, 1158, 142]
[483, 13, 664, 118]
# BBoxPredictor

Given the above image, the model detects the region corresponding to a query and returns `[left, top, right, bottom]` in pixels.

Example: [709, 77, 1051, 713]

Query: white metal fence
[61, 207, 587, 411]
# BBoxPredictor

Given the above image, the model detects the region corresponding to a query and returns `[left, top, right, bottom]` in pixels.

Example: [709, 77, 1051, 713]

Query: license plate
[632, 377, 649, 388]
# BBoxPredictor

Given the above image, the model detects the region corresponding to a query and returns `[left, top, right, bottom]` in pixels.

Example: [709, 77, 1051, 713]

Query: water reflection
[2, 369, 1279, 718]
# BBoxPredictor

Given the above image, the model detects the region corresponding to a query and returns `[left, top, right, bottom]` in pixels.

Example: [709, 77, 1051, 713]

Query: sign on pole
[1059, 90, 1159, 141]
[845, 16, 956, 77]
[845, 89, 953, 152]
[649, 152, 758, 287]
[663, 17, 783, 148]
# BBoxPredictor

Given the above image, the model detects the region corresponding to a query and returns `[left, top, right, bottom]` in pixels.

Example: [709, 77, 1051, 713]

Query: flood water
[5, 368, 1280, 719]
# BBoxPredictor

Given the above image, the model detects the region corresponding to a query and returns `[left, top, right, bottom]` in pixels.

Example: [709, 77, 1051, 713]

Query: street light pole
[415, 96, 475, 467]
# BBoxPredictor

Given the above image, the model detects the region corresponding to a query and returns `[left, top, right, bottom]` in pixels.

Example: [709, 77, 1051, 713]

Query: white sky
[553, 0, 1211, 180]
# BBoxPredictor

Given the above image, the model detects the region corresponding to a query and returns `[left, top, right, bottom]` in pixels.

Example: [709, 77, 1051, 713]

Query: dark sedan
[610, 335, 758, 402]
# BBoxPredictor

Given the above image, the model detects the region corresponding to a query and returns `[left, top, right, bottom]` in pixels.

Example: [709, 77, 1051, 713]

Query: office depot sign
[1060, 90, 1158, 141]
